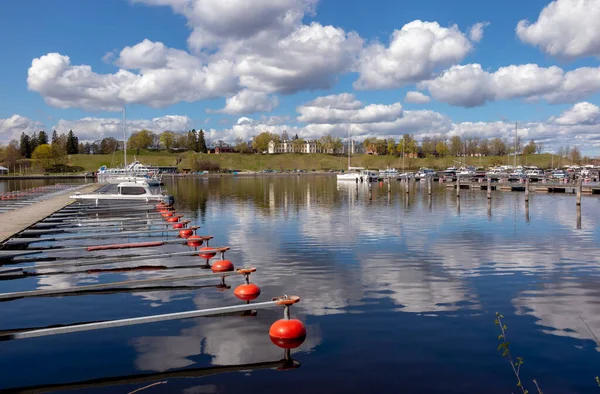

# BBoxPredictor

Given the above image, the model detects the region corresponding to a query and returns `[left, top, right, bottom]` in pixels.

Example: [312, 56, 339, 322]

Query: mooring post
[456, 177, 460, 198]
[576, 205, 582, 230]
[487, 177, 492, 200]
[387, 178, 391, 194]
[427, 177, 432, 196]
[525, 177, 530, 203]
[406, 178, 410, 194]
[525, 201, 530, 223]
[576, 178, 582, 206]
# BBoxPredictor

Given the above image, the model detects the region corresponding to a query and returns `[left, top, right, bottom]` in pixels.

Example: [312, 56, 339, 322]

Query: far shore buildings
[268, 139, 361, 154]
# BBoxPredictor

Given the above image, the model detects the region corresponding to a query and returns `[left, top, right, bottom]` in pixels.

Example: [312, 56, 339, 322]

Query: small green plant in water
[495, 312, 543, 394]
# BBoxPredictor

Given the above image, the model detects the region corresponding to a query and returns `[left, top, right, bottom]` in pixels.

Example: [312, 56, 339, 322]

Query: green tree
[2, 140, 21, 169]
[19, 133, 32, 158]
[32, 144, 54, 170]
[128, 129, 154, 153]
[187, 129, 198, 152]
[479, 138, 490, 156]
[38, 130, 49, 145]
[100, 137, 119, 154]
[51, 130, 59, 145]
[198, 129, 208, 153]
[490, 138, 507, 156]
[522, 139, 536, 156]
[387, 138, 396, 156]
[252, 132, 279, 153]
[421, 137, 435, 156]
[234, 137, 252, 153]
[30, 132, 39, 153]
[159, 131, 176, 150]
[435, 140, 449, 157]
[66, 130, 79, 154]
[450, 135, 463, 156]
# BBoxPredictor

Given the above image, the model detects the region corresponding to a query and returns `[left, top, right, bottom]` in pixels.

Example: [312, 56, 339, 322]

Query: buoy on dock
[269, 295, 306, 349]
[234, 267, 260, 300]
[212, 259, 234, 273]
[179, 229, 194, 238]
[187, 235, 204, 247]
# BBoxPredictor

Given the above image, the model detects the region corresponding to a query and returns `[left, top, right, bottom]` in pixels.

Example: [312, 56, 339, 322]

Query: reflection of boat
[4, 352, 299, 393]
[397, 172, 415, 180]
[337, 167, 378, 182]
[70, 181, 174, 204]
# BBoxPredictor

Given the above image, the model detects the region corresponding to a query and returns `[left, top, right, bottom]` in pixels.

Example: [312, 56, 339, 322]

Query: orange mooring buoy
[198, 246, 216, 259]
[162, 212, 174, 218]
[167, 216, 179, 223]
[173, 222, 185, 229]
[269, 319, 307, 349]
[186, 235, 203, 247]
[179, 229, 194, 238]
[233, 283, 261, 301]
[211, 260, 234, 273]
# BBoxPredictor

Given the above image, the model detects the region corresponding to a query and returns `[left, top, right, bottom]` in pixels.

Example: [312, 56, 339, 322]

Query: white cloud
[297, 93, 403, 124]
[27, 1, 361, 113]
[516, 0, 600, 59]
[53, 115, 193, 141]
[404, 91, 431, 104]
[553, 102, 600, 125]
[0, 115, 44, 142]
[27, 52, 238, 111]
[210, 89, 279, 115]
[469, 22, 489, 43]
[422, 63, 600, 107]
[354, 20, 474, 90]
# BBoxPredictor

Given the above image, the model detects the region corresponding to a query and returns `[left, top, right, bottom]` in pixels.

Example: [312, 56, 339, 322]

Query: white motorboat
[337, 167, 379, 182]
[414, 168, 436, 180]
[379, 168, 399, 178]
[70, 181, 173, 204]
[457, 166, 476, 178]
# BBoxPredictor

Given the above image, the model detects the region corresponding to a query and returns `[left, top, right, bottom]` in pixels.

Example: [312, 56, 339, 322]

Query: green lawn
[64, 151, 565, 173]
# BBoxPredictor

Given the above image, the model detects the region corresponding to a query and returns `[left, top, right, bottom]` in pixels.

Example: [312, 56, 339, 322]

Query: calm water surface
[1, 176, 599, 393]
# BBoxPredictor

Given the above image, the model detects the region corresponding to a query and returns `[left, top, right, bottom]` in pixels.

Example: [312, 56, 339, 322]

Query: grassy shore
[62, 150, 568, 173]
[3, 151, 572, 175]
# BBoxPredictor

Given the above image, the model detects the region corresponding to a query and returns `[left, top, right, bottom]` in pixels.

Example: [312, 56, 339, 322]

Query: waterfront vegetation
[0, 150, 592, 175]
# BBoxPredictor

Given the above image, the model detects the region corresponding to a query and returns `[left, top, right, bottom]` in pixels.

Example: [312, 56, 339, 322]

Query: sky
[0, 0, 600, 154]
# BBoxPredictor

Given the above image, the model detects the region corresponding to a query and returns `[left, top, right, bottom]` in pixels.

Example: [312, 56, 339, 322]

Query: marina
[0, 176, 599, 392]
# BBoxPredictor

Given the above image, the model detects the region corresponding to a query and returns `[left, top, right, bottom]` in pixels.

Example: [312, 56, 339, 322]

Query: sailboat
[97, 108, 161, 186]
[336, 131, 377, 182]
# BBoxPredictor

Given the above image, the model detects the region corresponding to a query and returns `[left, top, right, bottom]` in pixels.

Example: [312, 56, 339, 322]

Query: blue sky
[1, 0, 599, 154]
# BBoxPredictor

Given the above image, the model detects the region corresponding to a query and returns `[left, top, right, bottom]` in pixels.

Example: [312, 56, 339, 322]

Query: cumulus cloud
[404, 91, 431, 104]
[553, 102, 600, 126]
[53, 115, 193, 141]
[28, 1, 362, 113]
[0, 115, 44, 142]
[354, 20, 474, 90]
[209, 90, 279, 115]
[297, 93, 403, 124]
[469, 22, 489, 43]
[422, 63, 600, 107]
[516, 0, 600, 58]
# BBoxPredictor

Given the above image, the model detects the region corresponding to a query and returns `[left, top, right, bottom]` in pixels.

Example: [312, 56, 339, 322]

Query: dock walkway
[0, 184, 102, 244]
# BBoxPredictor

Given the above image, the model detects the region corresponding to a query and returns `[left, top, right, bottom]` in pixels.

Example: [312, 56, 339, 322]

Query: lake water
[1, 176, 600, 393]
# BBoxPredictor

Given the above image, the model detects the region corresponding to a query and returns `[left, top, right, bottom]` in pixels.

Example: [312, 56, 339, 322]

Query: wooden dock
[441, 181, 600, 195]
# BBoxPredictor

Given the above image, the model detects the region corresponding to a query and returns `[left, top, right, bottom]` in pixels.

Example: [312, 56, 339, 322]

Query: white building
[268, 140, 321, 154]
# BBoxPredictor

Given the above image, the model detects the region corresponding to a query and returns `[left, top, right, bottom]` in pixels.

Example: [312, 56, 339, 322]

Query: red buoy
[233, 283, 261, 301]
[167, 216, 179, 223]
[173, 222, 185, 229]
[211, 260, 234, 273]
[179, 229, 194, 238]
[162, 212, 173, 218]
[269, 319, 306, 349]
[198, 246, 216, 259]
[186, 235, 203, 247]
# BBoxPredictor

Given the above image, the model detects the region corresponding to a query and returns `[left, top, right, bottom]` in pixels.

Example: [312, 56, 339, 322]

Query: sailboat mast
[347, 128, 350, 169]
[514, 122, 517, 168]
[123, 107, 127, 172]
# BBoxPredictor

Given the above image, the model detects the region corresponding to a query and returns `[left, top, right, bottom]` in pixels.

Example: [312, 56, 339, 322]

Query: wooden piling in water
[427, 177, 432, 195]
[487, 178, 492, 200]
[576, 178, 582, 206]
[406, 178, 410, 194]
[456, 178, 460, 198]
[525, 178, 530, 202]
